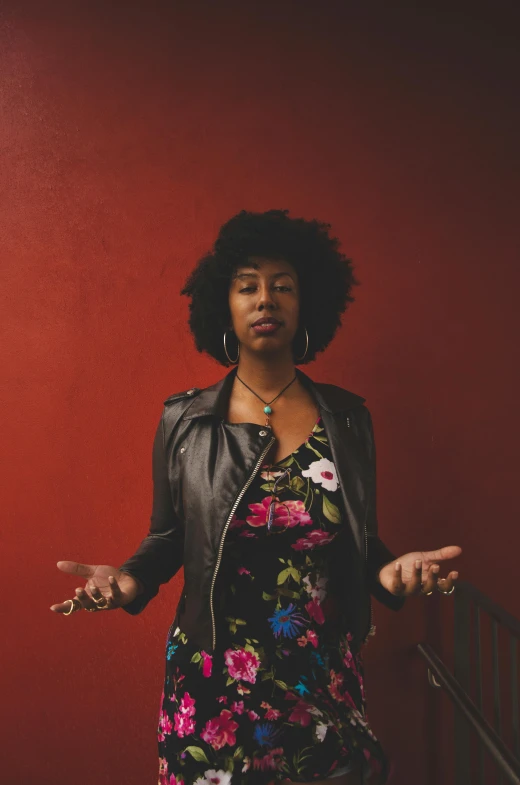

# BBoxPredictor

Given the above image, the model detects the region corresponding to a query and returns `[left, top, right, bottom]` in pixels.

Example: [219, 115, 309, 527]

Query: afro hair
[180, 209, 360, 366]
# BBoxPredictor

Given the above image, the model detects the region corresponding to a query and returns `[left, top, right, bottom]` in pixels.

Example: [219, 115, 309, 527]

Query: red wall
[2, 2, 518, 784]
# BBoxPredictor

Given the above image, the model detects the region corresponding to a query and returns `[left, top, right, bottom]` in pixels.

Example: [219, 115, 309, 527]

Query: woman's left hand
[378, 545, 462, 596]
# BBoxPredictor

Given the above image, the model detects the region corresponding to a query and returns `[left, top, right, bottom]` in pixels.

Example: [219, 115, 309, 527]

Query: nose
[256, 282, 276, 311]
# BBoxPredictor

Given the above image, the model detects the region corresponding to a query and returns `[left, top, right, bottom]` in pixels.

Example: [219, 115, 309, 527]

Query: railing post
[454, 586, 472, 784]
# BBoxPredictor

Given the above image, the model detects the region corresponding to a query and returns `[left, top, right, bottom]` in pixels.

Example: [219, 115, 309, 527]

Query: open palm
[378, 545, 462, 596]
[50, 561, 142, 613]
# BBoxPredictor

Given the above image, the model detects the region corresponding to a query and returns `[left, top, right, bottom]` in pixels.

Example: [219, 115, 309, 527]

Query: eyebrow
[234, 272, 294, 282]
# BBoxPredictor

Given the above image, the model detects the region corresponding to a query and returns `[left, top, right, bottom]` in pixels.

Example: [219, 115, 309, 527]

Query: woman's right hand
[50, 561, 143, 614]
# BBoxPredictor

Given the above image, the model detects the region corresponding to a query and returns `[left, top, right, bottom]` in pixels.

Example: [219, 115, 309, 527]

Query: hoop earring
[223, 330, 240, 364]
[296, 327, 309, 362]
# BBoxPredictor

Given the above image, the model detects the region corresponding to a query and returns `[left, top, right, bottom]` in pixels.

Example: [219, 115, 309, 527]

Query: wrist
[120, 570, 145, 596]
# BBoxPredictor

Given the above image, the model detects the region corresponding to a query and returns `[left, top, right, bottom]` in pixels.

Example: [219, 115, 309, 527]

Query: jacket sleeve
[118, 408, 184, 615]
[363, 406, 405, 612]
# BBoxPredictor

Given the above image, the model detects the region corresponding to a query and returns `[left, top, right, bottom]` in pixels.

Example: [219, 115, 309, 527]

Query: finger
[74, 586, 97, 610]
[422, 546, 462, 563]
[390, 562, 405, 594]
[88, 584, 112, 610]
[405, 559, 424, 595]
[57, 561, 95, 578]
[107, 575, 123, 606]
[438, 571, 459, 593]
[420, 563, 440, 595]
[50, 599, 80, 614]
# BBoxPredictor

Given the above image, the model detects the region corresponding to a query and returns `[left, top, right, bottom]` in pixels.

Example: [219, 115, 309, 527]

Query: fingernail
[415, 560, 422, 569]
[395, 562, 401, 570]
[453, 572, 459, 579]
[432, 565, 440, 573]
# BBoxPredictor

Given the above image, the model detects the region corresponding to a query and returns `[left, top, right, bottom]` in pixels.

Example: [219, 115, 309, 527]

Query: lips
[252, 318, 282, 335]
[252, 318, 281, 327]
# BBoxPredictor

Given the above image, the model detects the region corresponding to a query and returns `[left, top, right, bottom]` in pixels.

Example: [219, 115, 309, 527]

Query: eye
[274, 285, 291, 292]
[239, 286, 255, 293]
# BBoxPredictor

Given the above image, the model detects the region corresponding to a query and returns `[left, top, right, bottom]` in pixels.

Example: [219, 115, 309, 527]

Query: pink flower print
[252, 747, 285, 772]
[158, 709, 174, 741]
[159, 757, 168, 776]
[217, 695, 228, 704]
[239, 531, 257, 538]
[302, 458, 339, 491]
[246, 496, 312, 528]
[270, 499, 313, 529]
[173, 691, 196, 737]
[288, 699, 313, 727]
[224, 647, 260, 684]
[236, 683, 251, 696]
[307, 629, 319, 647]
[200, 709, 239, 750]
[201, 651, 213, 678]
[328, 670, 357, 710]
[237, 567, 251, 576]
[247, 710, 260, 721]
[292, 529, 337, 551]
[230, 700, 244, 715]
[305, 598, 325, 625]
[228, 513, 245, 530]
[164, 776, 183, 785]
[297, 629, 319, 648]
[265, 707, 281, 720]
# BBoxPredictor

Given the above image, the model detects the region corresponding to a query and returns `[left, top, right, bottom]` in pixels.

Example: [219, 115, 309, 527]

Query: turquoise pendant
[264, 405, 272, 414]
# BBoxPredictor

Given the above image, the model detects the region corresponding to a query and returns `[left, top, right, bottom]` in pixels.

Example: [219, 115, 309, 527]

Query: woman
[51, 210, 461, 785]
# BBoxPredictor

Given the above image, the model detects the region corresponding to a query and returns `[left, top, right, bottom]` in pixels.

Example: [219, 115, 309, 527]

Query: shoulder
[163, 387, 201, 406]
[310, 379, 367, 412]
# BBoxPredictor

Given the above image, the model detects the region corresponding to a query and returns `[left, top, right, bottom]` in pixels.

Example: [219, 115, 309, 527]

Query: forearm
[119, 531, 183, 614]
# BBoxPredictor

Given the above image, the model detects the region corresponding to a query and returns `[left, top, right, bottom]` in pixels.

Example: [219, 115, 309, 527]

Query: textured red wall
[2, 2, 519, 784]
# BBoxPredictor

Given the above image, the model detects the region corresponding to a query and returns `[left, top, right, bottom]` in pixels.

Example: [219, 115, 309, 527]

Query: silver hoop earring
[296, 327, 309, 362]
[223, 331, 240, 364]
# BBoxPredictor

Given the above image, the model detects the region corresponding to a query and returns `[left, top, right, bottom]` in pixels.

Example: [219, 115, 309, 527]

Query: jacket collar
[182, 366, 366, 420]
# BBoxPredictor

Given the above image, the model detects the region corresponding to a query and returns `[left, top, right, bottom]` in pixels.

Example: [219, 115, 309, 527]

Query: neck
[235, 352, 297, 397]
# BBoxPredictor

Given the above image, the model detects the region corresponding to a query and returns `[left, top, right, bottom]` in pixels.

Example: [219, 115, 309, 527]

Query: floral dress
[158, 417, 388, 785]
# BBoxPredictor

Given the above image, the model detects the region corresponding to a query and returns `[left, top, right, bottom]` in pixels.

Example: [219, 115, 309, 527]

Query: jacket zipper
[209, 435, 276, 650]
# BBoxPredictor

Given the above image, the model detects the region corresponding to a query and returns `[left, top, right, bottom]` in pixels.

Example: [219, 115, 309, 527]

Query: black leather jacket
[119, 367, 404, 653]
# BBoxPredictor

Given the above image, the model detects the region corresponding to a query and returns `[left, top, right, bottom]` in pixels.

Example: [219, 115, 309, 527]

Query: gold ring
[63, 598, 81, 615]
[438, 585, 455, 595]
[421, 589, 434, 596]
[93, 595, 108, 607]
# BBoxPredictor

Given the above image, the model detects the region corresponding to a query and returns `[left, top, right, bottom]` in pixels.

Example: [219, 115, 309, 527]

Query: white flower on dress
[315, 721, 333, 741]
[301, 458, 339, 492]
[194, 770, 232, 785]
[302, 575, 328, 602]
[260, 469, 286, 481]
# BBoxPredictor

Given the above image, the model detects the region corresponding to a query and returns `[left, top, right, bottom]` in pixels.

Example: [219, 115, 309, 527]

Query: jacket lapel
[181, 367, 370, 556]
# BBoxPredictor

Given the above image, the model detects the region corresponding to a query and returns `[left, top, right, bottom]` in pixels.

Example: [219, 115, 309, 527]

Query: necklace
[236, 373, 297, 427]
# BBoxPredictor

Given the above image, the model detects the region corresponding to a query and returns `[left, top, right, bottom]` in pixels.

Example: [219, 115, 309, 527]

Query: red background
[2, 2, 519, 784]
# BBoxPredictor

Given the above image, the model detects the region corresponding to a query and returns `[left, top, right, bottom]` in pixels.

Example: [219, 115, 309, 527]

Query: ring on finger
[438, 584, 455, 595]
[93, 595, 109, 607]
[421, 587, 434, 596]
[64, 598, 82, 615]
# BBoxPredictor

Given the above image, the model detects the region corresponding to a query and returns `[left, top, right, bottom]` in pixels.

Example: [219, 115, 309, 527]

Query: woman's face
[228, 257, 300, 359]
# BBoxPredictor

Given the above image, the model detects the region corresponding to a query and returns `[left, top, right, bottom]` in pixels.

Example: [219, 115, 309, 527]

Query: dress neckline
[261, 416, 322, 470]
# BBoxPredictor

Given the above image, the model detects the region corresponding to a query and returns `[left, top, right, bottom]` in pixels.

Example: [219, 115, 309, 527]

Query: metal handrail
[419, 580, 520, 784]
[418, 643, 520, 784]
